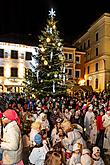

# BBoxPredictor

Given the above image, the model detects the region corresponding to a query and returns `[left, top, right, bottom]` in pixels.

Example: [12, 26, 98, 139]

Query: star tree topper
[49, 8, 56, 18]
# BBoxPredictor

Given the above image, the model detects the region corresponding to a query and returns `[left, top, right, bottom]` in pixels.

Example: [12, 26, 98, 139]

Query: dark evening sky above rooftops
[0, 0, 110, 45]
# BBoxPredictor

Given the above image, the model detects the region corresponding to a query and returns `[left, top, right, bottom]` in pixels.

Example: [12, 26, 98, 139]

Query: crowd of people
[0, 90, 110, 165]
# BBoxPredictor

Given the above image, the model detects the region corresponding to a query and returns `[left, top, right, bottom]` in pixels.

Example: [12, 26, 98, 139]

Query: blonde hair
[61, 119, 73, 132]
[31, 121, 41, 130]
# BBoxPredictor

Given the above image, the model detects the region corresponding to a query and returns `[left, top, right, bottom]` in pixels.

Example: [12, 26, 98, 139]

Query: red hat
[3, 109, 21, 127]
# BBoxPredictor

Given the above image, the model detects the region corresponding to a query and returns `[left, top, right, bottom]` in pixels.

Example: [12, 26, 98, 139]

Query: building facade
[0, 41, 85, 94]
[0, 42, 37, 93]
[63, 46, 85, 95]
[73, 13, 110, 92]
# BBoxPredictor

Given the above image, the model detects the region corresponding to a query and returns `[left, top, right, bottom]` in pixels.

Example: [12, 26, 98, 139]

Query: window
[96, 47, 98, 56]
[11, 68, 18, 77]
[84, 42, 86, 49]
[88, 40, 90, 48]
[80, 45, 82, 50]
[96, 32, 98, 41]
[11, 50, 18, 59]
[96, 63, 98, 71]
[75, 71, 80, 78]
[76, 56, 80, 64]
[0, 49, 4, 58]
[87, 80, 89, 86]
[95, 78, 98, 89]
[0, 67, 4, 76]
[68, 69, 72, 75]
[87, 66, 90, 74]
[84, 68, 85, 74]
[65, 69, 67, 73]
[25, 52, 32, 60]
[64, 53, 68, 60]
[69, 54, 72, 60]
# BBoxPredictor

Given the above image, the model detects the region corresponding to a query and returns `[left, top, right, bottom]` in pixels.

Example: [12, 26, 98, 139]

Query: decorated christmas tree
[24, 8, 67, 97]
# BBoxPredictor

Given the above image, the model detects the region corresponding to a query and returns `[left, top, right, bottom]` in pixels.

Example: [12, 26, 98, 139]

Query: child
[92, 146, 105, 165]
[29, 133, 48, 165]
[69, 143, 81, 165]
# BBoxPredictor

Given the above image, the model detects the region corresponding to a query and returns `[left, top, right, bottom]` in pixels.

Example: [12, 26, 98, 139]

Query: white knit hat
[93, 146, 100, 154]
[82, 148, 90, 155]
[73, 143, 81, 151]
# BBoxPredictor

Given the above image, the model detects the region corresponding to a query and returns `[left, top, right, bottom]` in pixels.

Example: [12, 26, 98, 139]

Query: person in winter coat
[81, 148, 93, 165]
[0, 109, 23, 165]
[61, 120, 86, 152]
[102, 110, 110, 153]
[95, 109, 105, 152]
[29, 121, 41, 147]
[29, 133, 48, 165]
[92, 146, 105, 165]
[84, 104, 95, 137]
[69, 143, 81, 165]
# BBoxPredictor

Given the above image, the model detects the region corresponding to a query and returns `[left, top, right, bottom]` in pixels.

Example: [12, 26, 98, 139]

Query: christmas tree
[24, 8, 67, 97]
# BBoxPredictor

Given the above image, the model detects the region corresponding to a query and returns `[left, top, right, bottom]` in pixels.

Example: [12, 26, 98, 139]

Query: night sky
[0, 0, 110, 44]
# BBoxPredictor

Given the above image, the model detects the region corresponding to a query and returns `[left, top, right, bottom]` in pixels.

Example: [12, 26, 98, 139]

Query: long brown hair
[44, 151, 62, 165]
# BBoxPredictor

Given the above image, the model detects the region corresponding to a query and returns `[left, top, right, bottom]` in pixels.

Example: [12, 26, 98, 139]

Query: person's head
[58, 128, 64, 137]
[31, 121, 41, 131]
[73, 143, 81, 154]
[41, 113, 47, 121]
[92, 146, 100, 157]
[44, 151, 62, 165]
[82, 148, 90, 155]
[99, 109, 105, 116]
[61, 120, 72, 132]
[106, 110, 110, 116]
[34, 133, 42, 145]
[88, 104, 93, 112]
[2, 109, 20, 127]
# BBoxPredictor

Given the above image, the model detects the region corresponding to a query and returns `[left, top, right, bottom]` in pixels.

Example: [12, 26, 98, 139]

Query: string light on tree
[24, 7, 67, 97]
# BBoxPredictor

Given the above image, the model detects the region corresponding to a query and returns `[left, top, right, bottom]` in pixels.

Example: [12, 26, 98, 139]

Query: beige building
[63, 46, 85, 95]
[0, 42, 37, 93]
[73, 13, 110, 92]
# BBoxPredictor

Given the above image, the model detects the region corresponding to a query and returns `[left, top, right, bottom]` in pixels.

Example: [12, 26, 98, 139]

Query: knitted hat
[3, 109, 20, 127]
[34, 134, 42, 144]
[93, 146, 100, 154]
[82, 148, 90, 155]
